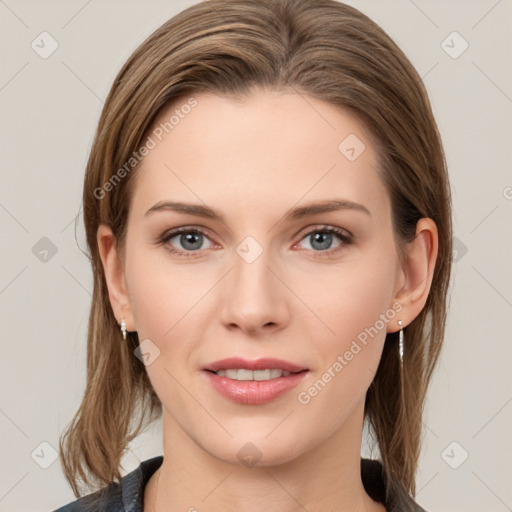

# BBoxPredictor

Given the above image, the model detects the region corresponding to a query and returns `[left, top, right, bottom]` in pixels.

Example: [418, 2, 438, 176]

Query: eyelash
[156, 225, 353, 260]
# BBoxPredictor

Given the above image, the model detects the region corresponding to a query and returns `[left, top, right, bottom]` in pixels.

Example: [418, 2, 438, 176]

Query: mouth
[202, 357, 309, 404]
[204, 368, 307, 381]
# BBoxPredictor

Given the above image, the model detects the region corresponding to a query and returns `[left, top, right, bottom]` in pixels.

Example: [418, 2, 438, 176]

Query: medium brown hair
[59, 0, 452, 501]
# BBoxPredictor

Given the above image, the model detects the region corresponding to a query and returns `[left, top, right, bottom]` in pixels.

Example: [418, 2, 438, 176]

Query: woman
[54, 0, 452, 510]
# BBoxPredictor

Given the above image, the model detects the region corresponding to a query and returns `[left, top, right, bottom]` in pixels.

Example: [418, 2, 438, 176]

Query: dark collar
[360, 458, 427, 512]
[54, 455, 426, 511]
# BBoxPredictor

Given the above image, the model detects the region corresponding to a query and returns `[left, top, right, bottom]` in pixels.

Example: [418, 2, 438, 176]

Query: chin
[204, 437, 307, 469]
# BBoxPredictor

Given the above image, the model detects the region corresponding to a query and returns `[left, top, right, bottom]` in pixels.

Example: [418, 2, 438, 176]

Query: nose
[219, 244, 290, 336]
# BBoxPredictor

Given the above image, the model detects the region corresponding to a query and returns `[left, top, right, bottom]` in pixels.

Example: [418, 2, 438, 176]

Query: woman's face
[121, 89, 405, 466]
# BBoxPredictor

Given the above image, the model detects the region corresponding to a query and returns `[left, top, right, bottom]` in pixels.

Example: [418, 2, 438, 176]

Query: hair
[59, 0, 452, 502]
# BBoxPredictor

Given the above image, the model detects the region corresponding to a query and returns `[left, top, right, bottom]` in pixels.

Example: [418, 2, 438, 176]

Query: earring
[397, 319, 404, 364]
[120, 318, 127, 340]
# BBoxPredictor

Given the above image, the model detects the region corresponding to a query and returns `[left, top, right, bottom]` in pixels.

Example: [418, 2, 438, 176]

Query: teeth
[215, 369, 292, 380]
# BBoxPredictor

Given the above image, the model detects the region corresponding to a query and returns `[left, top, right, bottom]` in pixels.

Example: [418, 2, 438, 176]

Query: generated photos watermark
[297, 301, 403, 405]
[93, 97, 198, 200]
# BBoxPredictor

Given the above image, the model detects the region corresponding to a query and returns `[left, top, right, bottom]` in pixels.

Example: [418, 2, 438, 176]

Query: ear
[97, 224, 136, 332]
[388, 218, 438, 332]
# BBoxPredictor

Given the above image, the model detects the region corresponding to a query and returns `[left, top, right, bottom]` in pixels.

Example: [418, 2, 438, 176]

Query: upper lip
[203, 357, 308, 373]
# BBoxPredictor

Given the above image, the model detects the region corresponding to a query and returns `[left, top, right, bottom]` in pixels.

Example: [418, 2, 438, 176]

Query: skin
[97, 89, 438, 512]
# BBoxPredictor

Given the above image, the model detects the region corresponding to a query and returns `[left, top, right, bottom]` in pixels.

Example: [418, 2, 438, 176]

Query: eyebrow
[145, 199, 371, 222]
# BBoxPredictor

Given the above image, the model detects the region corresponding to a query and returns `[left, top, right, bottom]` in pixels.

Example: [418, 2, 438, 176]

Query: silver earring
[121, 318, 127, 340]
[397, 320, 404, 364]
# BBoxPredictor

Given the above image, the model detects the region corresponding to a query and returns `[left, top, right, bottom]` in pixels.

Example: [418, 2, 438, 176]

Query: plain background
[0, 1, 511, 511]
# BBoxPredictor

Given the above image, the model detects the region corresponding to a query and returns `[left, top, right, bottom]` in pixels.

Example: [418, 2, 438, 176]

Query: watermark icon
[503, 186, 512, 200]
[236, 236, 264, 264]
[134, 338, 161, 366]
[338, 133, 366, 161]
[237, 442, 262, 467]
[31, 31, 59, 59]
[297, 301, 402, 405]
[441, 441, 469, 469]
[441, 31, 469, 59]
[32, 237, 58, 263]
[93, 97, 198, 200]
[31, 441, 58, 469]
[452, 236, 468, 263]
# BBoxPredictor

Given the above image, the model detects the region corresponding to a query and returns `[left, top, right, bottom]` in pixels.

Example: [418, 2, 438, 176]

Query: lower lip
[203, 370, 308, 405]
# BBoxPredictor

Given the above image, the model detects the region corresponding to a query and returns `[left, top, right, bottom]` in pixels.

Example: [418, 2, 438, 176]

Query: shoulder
[52, 456, 164, 512]
[361, 458, 428, 512]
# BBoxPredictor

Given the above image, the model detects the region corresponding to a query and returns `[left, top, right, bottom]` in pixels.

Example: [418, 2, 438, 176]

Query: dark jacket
[53, 456, 426, 511]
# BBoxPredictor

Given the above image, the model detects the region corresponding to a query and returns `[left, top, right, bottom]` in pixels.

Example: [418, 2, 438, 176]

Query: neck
[146, 402, 384, 512]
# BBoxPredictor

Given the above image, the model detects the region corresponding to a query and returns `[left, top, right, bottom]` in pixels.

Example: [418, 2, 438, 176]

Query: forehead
[129, 90, 389, 223]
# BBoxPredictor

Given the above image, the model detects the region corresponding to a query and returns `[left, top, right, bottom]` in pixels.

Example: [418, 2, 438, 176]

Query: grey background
[1, 1, 511, 511]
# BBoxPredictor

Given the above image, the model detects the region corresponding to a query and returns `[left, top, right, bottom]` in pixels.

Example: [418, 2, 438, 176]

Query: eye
[158, 227, 214, 258]
[294, 226, 353, 257]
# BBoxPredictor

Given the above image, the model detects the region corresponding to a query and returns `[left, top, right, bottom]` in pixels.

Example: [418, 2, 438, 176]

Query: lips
[203, 369, 308, 405]
[201, 357, 309, 405]
[202, 357, 308, 373]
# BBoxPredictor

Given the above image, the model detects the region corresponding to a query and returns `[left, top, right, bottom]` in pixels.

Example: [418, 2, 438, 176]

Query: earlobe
[390, 218, 438, 330]
[96, 224, 136, 332]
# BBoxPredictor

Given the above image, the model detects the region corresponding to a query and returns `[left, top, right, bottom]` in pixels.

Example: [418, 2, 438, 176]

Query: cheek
[124, 241, 217, 399]
[125, 240, 203, 339]
[126, 265, 171, 340]
[298, 250, 397, 349]
[124, 244, 198, 412]
[294, 270, 394, 430]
